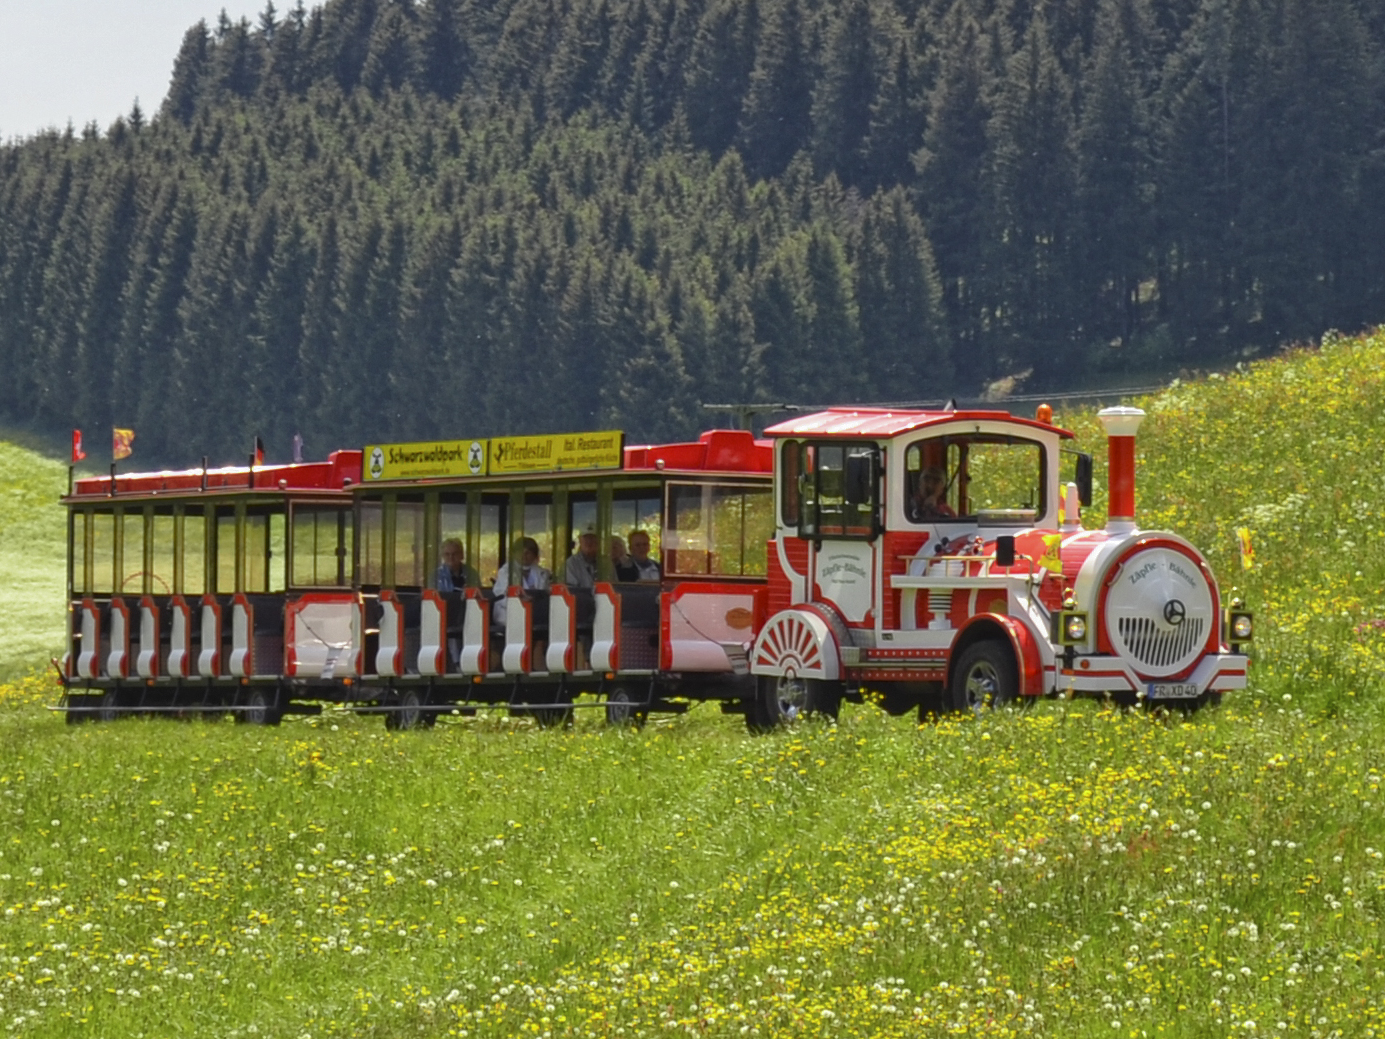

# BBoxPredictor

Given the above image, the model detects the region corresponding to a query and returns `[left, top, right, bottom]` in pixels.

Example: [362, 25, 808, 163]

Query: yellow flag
[1236, 527, 1254, 570]
[1039, 533, 1063, 575]
[112, 427, 135, 461]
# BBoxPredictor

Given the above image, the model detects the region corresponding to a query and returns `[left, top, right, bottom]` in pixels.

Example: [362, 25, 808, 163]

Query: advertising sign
[362, 440, 489, 481]
[488, 431, 624, 475]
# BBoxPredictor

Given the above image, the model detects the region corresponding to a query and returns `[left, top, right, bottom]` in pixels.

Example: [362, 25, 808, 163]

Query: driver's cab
[766, 407, 1084, 637]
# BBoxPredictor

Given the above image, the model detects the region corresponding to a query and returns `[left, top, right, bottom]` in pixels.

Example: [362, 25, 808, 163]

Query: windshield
[905, 435, 1045, 525]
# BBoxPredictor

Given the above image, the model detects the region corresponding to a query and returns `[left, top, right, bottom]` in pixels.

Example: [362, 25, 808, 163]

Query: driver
[912, 466, 956, 521]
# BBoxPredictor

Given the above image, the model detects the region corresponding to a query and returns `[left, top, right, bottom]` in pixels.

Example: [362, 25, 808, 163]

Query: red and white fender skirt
[751, 606, 845, 681]
[951, 613, 1048, 697]
[1060, 652, 1249, 696]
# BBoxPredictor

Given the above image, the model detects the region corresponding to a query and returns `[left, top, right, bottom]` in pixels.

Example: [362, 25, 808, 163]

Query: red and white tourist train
[58, 405, 1251, 726]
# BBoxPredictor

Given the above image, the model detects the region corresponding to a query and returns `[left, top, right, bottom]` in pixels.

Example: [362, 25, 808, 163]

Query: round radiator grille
[1104, 546, 1214, 677]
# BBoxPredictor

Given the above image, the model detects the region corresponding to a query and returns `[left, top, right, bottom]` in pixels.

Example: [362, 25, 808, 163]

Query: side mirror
[1074, 452, 1093, 507]
[994, 535, 1016, 568]
[844, 452, 875, 505]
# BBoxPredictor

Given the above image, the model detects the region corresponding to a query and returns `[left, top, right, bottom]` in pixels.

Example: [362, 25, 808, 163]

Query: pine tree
[738, 0, 813, 181]
[163, 21, 212, 123]
[914, 8, 991, 358]
[361, 1, 420, 97]
[684, 0, 759, 156]
[419, 0, 471, 99]
[982, 10, 1079, 380]
[810, 0, 876, 186]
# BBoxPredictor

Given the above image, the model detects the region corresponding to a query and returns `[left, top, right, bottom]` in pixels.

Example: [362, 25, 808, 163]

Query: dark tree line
[1, 0, 1381, 464]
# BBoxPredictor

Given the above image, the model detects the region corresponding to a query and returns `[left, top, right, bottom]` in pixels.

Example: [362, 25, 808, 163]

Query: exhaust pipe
[1097, 406, 1145, 535]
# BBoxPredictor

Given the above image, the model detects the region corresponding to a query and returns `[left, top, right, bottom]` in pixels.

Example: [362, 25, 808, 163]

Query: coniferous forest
[1, 0, 1382, 464]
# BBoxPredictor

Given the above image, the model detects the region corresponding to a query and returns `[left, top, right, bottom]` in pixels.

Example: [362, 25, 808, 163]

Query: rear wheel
[236, 688, 283, 726]
[385, 688, 435, 731]
[605, 687, 647, 728]
[949, 641, 1018, 713]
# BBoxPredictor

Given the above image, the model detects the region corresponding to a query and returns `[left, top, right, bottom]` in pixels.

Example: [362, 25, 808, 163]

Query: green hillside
[0, 436, 72, 680]
[2, 331, 1385, 1036]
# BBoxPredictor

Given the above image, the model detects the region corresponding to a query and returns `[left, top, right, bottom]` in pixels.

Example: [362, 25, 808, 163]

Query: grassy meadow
[0, 436, 72, 681]
[2, 330, 1385, 1037]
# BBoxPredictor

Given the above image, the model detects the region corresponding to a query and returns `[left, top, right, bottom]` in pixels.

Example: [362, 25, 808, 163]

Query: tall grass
[2, 330, 1385, 1036]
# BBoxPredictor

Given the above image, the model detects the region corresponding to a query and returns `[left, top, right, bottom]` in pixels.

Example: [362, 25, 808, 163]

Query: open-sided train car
[58, 406, 1252, 728]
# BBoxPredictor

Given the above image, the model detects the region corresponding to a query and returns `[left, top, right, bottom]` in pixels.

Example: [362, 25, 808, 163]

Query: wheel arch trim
[948, 614, 1044, 697]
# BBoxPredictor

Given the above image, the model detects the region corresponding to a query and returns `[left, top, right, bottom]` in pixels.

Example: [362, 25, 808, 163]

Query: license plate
[1147, 682, 1199, 699]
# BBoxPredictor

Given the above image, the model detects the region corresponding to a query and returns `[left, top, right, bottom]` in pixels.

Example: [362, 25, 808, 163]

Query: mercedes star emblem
[1163, 599, 1187, 626]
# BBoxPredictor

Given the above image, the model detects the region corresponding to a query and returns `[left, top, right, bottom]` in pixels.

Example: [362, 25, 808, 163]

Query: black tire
[949, 641, 1019, 713]
[747, 675, 842, 732]
[236, 688, 283, 726]
[605, 687, 647, 728]
[385, 688, 434, 731]
[533, 688, 574, 729]
[64, 693, 94, 725]
[97, 689, 122, 722]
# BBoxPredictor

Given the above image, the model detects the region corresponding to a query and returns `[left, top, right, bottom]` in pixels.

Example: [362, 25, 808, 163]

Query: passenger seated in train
[627, 529, 662, 582]
[564, 531, 599, 590]
[610, 536, 638, 581]
[435, 538, 478, 592]
[491, 536, 552, 626]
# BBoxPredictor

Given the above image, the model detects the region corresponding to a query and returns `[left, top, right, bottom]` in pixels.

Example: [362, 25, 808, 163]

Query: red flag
[112, 427, 135, 461]
[72, 429, 86, 464]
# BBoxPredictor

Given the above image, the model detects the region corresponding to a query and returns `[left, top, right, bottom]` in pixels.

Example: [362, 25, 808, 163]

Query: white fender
[751, 607, 844, 681]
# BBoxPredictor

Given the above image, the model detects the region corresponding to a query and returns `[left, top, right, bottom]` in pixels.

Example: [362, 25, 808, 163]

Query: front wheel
[949, 641, 1019, 713]
[385, 688, 435, 731]
[747, 675, 842, 731]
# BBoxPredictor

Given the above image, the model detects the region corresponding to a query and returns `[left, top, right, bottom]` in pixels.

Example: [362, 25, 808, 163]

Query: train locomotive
[57, 405, 1251, 727]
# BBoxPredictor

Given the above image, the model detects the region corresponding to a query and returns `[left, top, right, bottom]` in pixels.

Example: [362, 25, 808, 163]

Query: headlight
[1229, 611, 1253, 641]
[1053, 610, 1088, 646]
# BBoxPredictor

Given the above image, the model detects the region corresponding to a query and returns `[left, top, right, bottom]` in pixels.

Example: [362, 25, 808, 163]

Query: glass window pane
[477, 501, 503, 587]
[436, 501, 471, 590]
[122, 511, 145, 595]
[215, 509, 237, 594]
[182, 508, 206, 596]
[360, 502, 384, 586]
[150, 511, 175, 596]
[665, 484, 708, 575]
[293, 506, 350, 587]
[244, 513, 268, 593]
[268, 512, 285, 593]
[72, 512, 88, 595]
[523, 499, 552, 571]
[91, 511, 114, 594]
[394, 501, 425, 587]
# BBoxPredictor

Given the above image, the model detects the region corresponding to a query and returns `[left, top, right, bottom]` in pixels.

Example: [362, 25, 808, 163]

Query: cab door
[800, 443, 881, 625]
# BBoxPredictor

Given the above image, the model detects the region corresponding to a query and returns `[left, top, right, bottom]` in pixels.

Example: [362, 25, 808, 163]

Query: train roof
[762, 406, 1075, 440]
[65, 450, 363, 502]
[622, 429, 772, 474]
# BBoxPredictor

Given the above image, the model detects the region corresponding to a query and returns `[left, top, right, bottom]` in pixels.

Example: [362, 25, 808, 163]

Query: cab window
[905, 435, 1045, 525]
[795, 442, 881, 539]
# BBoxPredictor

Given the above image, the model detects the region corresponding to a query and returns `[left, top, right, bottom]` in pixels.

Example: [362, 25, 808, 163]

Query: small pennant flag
[1039, 533, 1064, 575]
[71, 429, 86, 464]
[1236, 527, 1255, 571]
[253, 436, 265, 467]
[112, 427, 135, 461]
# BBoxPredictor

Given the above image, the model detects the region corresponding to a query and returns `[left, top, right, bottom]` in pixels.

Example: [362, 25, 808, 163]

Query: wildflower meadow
[3, 330, 1385, 1037]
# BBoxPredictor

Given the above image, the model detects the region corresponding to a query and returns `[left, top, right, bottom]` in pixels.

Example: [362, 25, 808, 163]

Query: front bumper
[1058, 652, 1249, 699]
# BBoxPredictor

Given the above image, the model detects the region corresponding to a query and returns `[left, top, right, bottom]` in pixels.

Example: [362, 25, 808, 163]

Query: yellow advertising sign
[362, 439, 489, 481]
[488, 430, 624, 475]
[1039, 533, 1064, 575]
